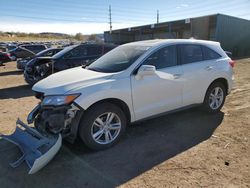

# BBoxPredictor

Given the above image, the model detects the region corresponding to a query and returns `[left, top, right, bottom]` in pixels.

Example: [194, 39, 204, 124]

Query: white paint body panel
[131, 66, 183, 120]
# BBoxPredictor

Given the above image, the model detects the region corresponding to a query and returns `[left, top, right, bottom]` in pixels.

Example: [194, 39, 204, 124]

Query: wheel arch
[203, 77, 229, 104]
[83, 98, 131, 125]
[208, 77, 229, 95]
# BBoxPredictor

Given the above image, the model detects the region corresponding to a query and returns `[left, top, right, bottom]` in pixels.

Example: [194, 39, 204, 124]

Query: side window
[36, 46, 44, 51]
[24, 46, 33, 51]
[45, 51, 53, 56]
[143, 45, 177, 69]
[88, 46, 102, 56]
[202, 46, 221, 60]
[180, 44, 203, 64]
[79, 46, 87, 56]
[65, 46, 87, 58]
[104, 46, 112, 53]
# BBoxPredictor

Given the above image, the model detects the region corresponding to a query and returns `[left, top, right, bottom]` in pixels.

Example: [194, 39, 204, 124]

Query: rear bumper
[227, 73, 234, 95]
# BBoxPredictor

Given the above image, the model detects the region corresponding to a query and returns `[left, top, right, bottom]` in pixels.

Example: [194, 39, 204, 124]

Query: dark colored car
[8, 47, 36, 60]
[0, 52, 12, 65]
[17, 48, 63, 70]
[0, 44, 17, 52]
[20, 44, 47, 54]
[7, 45, 17, 51]
[24, 43, 117, 85]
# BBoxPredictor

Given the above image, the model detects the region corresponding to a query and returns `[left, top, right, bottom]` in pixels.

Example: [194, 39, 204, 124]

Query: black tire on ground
[24, 72, 36, 86]
[202, 82, 226, 113]
[12, 55, 17, 61]
[79, 102, 127, 150]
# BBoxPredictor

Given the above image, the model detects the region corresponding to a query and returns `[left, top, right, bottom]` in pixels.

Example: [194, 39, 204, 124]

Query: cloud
[0, 21, 139, 35]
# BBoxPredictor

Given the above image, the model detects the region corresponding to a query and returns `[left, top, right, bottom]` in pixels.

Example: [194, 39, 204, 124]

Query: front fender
[71, 77, 135, 122]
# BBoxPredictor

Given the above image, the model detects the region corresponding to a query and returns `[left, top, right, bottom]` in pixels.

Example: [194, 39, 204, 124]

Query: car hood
[32, 67, 114, 95]
[26, 57, 55, 67]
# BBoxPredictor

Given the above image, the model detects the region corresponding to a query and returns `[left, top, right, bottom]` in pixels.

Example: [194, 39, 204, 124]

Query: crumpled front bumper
[0, 119, 62, 174]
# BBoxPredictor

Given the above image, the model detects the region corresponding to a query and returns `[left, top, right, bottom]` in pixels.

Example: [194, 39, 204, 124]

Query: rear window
[22, 45, 45, 51]
[180, 44, 203, 64]
[202, 46, 221, 60]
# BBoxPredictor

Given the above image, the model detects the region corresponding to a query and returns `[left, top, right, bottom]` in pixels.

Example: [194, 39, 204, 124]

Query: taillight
[229, 60, 236, 68]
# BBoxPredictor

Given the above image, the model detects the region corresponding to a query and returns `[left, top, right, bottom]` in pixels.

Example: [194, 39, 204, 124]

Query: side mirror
[136, 65, 156, 79]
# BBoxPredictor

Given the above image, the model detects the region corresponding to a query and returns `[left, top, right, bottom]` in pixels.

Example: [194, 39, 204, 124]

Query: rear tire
[202, 82, 226, 113]
[79, 103, 127, 150]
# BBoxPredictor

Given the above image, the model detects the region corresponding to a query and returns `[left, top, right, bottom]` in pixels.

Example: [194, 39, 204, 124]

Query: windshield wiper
[82, 64, 87, 69]
[85, 66, 103, 72]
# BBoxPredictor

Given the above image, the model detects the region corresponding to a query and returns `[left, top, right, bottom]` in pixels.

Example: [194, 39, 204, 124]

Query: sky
[0, 0, 250, 35]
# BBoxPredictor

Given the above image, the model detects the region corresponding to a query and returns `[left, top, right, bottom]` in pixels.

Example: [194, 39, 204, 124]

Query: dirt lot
[0, 59, 249, 188]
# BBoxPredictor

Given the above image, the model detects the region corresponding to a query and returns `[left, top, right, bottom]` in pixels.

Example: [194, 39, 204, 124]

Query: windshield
[52, 45, 77, 59]
[87, 45, 150, 73]
[35, 48, 52, 57]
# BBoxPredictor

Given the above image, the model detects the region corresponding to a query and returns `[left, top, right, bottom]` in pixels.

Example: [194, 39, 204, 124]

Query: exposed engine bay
[24, 58, 53, 85]
[33, 103, 79, 135]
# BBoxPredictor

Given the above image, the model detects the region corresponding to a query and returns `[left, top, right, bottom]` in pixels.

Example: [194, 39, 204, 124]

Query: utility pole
[109, 5, 112, 34]
[157, 10, 159, 24]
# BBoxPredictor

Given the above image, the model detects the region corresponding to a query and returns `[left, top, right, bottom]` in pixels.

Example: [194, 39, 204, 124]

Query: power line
[1, 2, 247, 24]
[1, 4, 248, 25]
[0, 0, 247, 21]
[0, 14, 112, 23]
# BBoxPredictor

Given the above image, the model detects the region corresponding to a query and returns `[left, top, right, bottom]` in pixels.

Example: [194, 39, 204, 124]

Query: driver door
[131, 45, 183, 120]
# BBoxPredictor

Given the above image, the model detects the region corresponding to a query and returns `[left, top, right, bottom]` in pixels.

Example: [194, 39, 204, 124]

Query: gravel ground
[0, 59, 249, 188]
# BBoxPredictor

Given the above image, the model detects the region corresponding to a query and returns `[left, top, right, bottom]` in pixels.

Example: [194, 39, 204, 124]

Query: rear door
[179, 44, 221, 106]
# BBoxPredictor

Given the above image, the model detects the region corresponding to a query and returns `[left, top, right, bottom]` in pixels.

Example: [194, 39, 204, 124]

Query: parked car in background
[8, 46, 36, 60]
[29, 39, 234, 151]
[24, 43, 117, 85]
[17, 47, 63, 70]
[0, 52, 12, 65]
[20, 44, 47, 53]
[0, 44, 17, 52]
[6, 44, 17, 51]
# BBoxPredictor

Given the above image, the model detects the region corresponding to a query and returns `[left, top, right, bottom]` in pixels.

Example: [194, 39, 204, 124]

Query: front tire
[79, 103, 127, 150]
[12, 55, 17, 61]
[24, 71, 36, 86]
[202, 82, 226, 113]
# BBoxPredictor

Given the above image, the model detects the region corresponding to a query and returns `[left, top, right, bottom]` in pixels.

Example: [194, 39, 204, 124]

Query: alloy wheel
[91, 112, 122, 144]
[209, 87, 224, 110]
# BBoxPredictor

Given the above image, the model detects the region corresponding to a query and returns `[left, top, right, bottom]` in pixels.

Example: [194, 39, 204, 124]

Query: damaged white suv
[33, 38, 235, 148]
[2, 39, 234, 173]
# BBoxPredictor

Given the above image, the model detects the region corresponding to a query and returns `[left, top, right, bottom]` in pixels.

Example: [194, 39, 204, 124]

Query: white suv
[31, 39, 234, 150]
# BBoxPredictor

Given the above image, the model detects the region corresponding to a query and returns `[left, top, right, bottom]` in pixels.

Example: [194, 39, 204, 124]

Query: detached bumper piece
[0, 119, 62, 174]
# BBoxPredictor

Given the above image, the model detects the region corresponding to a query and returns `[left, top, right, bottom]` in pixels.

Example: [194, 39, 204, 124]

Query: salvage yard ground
[0, 59, 249, 187]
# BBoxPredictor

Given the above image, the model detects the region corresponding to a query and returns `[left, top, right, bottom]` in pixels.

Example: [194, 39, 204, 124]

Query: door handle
[173, 74, 182, 79]
[205, 66, 213, 71]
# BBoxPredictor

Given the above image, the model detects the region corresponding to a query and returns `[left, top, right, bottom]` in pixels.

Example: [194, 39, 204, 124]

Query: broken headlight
[41, 94, 80, 106]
